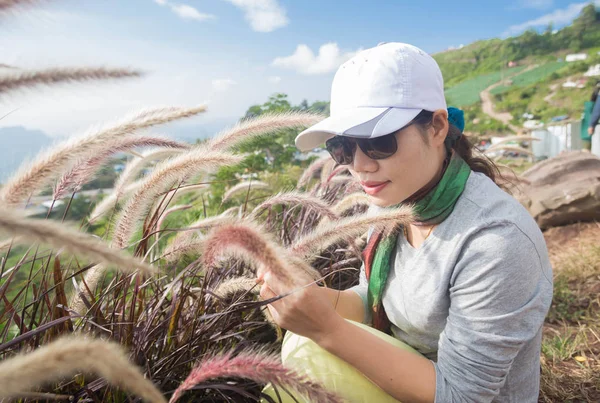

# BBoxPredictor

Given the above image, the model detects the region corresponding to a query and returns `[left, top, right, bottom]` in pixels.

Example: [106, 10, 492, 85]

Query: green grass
[445, 66, 527, 107]
[491, 61, 567, 95]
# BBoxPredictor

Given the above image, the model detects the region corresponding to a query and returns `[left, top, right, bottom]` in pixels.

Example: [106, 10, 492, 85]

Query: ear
[430, 109, 449, 147]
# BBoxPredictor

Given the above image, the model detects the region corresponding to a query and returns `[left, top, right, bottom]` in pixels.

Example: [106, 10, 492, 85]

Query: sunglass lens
[326, 137, 355, 165]
[359, 133, 397, 159]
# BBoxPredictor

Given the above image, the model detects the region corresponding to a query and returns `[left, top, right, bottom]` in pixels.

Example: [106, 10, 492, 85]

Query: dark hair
[591, 81, 600, 103]
[410, 110, 503, 185]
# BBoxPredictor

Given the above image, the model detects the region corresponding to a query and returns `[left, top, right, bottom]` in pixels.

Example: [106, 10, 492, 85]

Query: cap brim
[295, 107, 422, 152]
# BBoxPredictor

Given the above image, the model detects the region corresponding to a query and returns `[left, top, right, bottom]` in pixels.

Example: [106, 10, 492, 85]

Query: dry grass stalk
[327, 176, 356, 186]
[319, 159, 337, 184]
[324, 165, 349, 183]
[156, 204, 193, 233]
[0, 336, 166, 402]
[206, 111, 324, 152]
[292, 205, 415, 258]
[161, 237, 205, 263]
[169, 349, 342, 403]
[222, 180, 270, 203]
[161, 183, 207, 206]
[111, 149, 241, 249]
[113, 147, 186, 200]
[249, 190, 338, 221]
[212, 275, 257, 298]
[162, 214, 236, 262]
[0, 207, 155, 275]
[296, 155, 331, 189]
[332, 193, 371, 214]
[206, 276, 284, 341]
[0, 67, 142, 95]
[202, 221, 303, 286]
[0, 105, 206, 206]
[485, 135, 540, 152]
[54, 135, 190, 199]
[88, 182, 141, 223]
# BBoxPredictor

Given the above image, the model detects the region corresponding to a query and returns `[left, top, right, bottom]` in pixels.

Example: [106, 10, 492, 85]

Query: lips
[360, 180, 390, 196]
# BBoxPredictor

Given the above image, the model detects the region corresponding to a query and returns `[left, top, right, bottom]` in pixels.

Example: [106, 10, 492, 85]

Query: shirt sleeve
[433, 222, 553, 403]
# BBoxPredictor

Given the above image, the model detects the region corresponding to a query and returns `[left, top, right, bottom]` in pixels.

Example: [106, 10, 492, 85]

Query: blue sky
[1, 0, 598, 138]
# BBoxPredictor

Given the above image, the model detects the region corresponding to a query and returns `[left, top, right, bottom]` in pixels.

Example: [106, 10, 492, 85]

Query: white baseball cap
[295, 42, 447, 152]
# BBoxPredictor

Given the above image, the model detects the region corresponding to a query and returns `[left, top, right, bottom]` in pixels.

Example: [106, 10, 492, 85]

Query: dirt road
[479, 65, 538, 134]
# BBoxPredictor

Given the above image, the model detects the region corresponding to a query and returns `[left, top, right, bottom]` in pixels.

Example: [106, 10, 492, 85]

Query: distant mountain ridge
[0, 126, 56, 181]
[0, 116, 240, 182]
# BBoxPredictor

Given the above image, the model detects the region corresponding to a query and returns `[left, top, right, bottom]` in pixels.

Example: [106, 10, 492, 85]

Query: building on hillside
[566, 53, 588, 62]
[508, 61, 517, 68]
[584, 64, 600, 77]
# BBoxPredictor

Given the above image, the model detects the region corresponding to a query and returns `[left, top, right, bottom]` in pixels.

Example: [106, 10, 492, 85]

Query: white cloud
[223, 0, 288, 32]
[268, 75, 281, 84]
[212, 78, 237, 91]
[504, 1, 599, 36]
[171, 4, 215, 21]
[272, 42, 361, 75]
[154, 1, 216, 22]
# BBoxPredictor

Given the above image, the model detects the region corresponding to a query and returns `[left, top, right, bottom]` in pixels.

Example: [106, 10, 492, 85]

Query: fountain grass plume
[170, 348, 342, 403]
[249, 190, 338, 221]
[0, 66, 142, 96]
[88, 182, 141, 223]
[0, 207, 155, 275]
[296, 155, 332, 189]
[222, 180, 270, 203]
[0, 336, 166, 402]
[292, 205, 415, 258]
[54, 135, 190, 199]
[202, 221, 305, 286]
[162, 213, 237, 263]
[333, 193, 371, 214]
[213, 275, 258, 298]
[0, 105, 206, 206]
[111, 148, 241, 249]
[114, 147, 187, 200]
[325, 165, 350, 183]
[206, 111, 324, 152]
[156, 204, 193, 232]
[319, 159, 337, 184]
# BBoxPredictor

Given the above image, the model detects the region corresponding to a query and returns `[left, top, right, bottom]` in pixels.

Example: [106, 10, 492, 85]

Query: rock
[514, 151, 600, 229]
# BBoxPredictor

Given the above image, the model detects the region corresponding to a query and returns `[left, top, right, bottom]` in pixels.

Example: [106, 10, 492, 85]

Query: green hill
[435, 4, 600, 134]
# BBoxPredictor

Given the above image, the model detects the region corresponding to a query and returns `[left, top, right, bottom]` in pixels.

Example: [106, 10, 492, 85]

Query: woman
[257, 42, 553, 403]
[582, 80, 600, 151]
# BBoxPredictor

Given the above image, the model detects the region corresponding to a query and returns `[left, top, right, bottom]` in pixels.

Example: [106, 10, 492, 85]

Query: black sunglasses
[325, 130, 399, 165]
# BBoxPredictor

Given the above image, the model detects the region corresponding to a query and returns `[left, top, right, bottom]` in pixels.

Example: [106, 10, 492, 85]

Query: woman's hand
[588, 126, 595, 135]
[257, 270, 345, 344]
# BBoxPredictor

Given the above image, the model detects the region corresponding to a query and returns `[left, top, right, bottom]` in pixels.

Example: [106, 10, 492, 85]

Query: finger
[263, 271, 284, 295]
[259, 282, 277, 301]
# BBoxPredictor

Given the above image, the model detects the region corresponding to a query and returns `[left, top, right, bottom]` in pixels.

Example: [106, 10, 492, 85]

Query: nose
[351, 143, 378, 173]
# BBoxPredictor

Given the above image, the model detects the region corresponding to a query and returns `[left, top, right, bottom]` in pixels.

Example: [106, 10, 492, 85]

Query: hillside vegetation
[437, 4, 600, 133]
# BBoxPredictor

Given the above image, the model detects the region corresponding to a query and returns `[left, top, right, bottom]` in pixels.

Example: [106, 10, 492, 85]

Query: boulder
[514, 151, 600, 229]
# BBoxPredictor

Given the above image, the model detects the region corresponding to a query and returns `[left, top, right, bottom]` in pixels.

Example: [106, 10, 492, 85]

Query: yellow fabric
[261, 319, 422, 403]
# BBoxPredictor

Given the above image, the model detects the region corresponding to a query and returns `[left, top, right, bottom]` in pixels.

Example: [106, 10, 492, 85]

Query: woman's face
[347, 111, 448, 207]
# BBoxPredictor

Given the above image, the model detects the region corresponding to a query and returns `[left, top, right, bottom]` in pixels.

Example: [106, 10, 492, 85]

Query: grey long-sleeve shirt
[350, 171, 553, 403]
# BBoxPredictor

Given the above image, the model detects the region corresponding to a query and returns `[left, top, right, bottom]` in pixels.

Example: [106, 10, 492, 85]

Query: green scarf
[365, 151, 471, 332]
